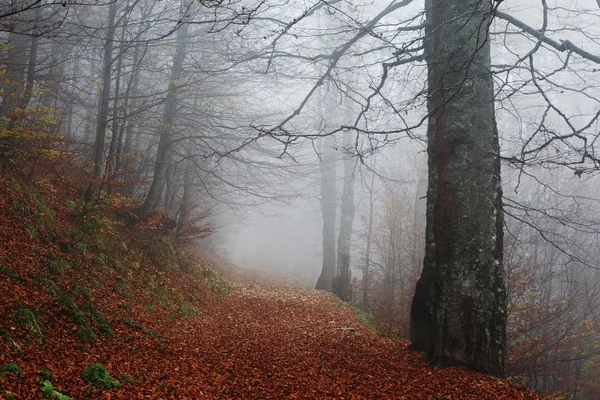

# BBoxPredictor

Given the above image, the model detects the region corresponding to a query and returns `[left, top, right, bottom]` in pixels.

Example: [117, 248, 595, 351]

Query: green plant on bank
[0, 265, 20, 280]
[0, 364, 22, 398]
[80, 363, 120, 389]
[39, 380, 74, 400]
[39, 277, 111, 341]
[119, 375, 141, 384]
[204, 270, 230, 294]
[354, 307, 378, 331]
[176, 298, 198, 318]
[25, 224, 40, 242]
[14, 305, 45, 344]
[327, 294, 402, 339]
[3, 390, 17, 399]
[1, 363, 23, 375]
[39, 369, 54, 380]
[34, 200, 55, 229]
[48, 257, 69, 275]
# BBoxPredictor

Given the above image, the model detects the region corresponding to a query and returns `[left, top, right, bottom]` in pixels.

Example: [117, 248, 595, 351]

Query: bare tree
[138, 0, 192, 219]
[409, 0, 506, 376]
[333, 131, 356, 301]
[315, 134, 337, 290]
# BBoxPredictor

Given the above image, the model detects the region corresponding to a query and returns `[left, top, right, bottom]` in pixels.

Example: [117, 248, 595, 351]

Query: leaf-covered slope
[0, 176, 546, 399]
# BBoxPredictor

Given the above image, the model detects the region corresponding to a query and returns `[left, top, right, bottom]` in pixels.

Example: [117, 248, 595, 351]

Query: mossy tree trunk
[410, 0, 507, 377]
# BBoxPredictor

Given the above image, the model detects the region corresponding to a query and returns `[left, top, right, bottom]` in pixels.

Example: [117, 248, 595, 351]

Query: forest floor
[0, 173, 547, 399]
[3, 256, 548, 399]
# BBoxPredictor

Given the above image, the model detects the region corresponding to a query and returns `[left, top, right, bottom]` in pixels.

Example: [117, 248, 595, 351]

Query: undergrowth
[81, 363, 121, 389]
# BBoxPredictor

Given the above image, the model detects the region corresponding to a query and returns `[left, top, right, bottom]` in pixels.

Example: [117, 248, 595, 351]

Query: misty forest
[1, 0, 600, 398]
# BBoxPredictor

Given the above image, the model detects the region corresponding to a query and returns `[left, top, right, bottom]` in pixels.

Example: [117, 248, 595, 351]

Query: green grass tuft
[14, 305, 45, 344]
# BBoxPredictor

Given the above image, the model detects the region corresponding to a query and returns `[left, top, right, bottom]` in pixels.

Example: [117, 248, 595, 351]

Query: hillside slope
[0, 175, 547, 399]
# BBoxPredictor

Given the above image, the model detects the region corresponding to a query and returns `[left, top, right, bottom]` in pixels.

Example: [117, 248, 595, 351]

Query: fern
[81, 363, 120, 389]
[39, 380, 74, 400]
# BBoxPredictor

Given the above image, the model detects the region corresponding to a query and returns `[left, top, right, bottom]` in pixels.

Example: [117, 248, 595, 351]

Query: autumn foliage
[0, 126, 550, 399]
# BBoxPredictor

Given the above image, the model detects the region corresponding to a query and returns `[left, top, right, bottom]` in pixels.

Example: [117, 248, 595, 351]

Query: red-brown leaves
[2, 263, 546, 399]
[0, 177, 546, 399]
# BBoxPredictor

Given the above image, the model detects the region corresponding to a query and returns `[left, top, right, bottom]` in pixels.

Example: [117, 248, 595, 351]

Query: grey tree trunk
[41, 40, 65, 114]
[362, 157, 376, 309]
[119, 40, 145, 195]
[88, 1, 117, 195]
[333, 132, 356, 302]
[138, 9, 190, 219]
[105, 26, 125, 192]
[409, 0, 506, 376]
[19, 6, 41, 112]
[176, 158, 194, 238]
[315, 135, 337, 290]
[0, 32, 31, 118]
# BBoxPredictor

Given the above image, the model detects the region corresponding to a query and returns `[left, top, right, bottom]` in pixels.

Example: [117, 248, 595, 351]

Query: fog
[3, 0, 600, 396]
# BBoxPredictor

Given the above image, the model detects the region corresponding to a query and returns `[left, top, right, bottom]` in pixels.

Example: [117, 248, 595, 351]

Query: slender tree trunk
[105, 24, 126, 186]
[138, 1, 190, 219]
[87, 1, 117, 197]
[0, 33, 31, 118]
[363, 157, 376, 309]
[42, 41, 64, 111]
[120, 42, 144, 195]
[19, 7, 41, 112]
[176, 158, 194, 238]
[410, 0, 506, 376]
[315, 135, 337, 290]
[333, 132, 356, 302]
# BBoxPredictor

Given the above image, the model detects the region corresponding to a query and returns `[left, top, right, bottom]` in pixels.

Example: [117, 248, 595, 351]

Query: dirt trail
[144, 265, 544, 399]
[1, 262, 546, 399]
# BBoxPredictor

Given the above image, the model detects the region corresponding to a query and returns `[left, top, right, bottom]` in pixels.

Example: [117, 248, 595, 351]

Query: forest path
[1, 261, 546, 400]
[151, 265, 545, 399]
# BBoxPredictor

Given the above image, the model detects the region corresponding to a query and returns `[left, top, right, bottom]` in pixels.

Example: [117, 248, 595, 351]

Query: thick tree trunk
[333, 132, 355, 302]
[138, 2, 190, 219]
[315, 135, 336, 290]
[410, 0, 506, 376]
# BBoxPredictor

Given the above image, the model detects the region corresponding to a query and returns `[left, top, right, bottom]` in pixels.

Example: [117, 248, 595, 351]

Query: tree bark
[315, 135, 337, 290]
[138, 1, 190, 219]
[176, 158, 194, 238]
[18, 6, 41, 112]
[333, 132, 356, 302]
[0, 32, 31, 118]
[362, 156, 376, 309]
[87, 0, 117, 198]
[410, 0, 507, 376]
